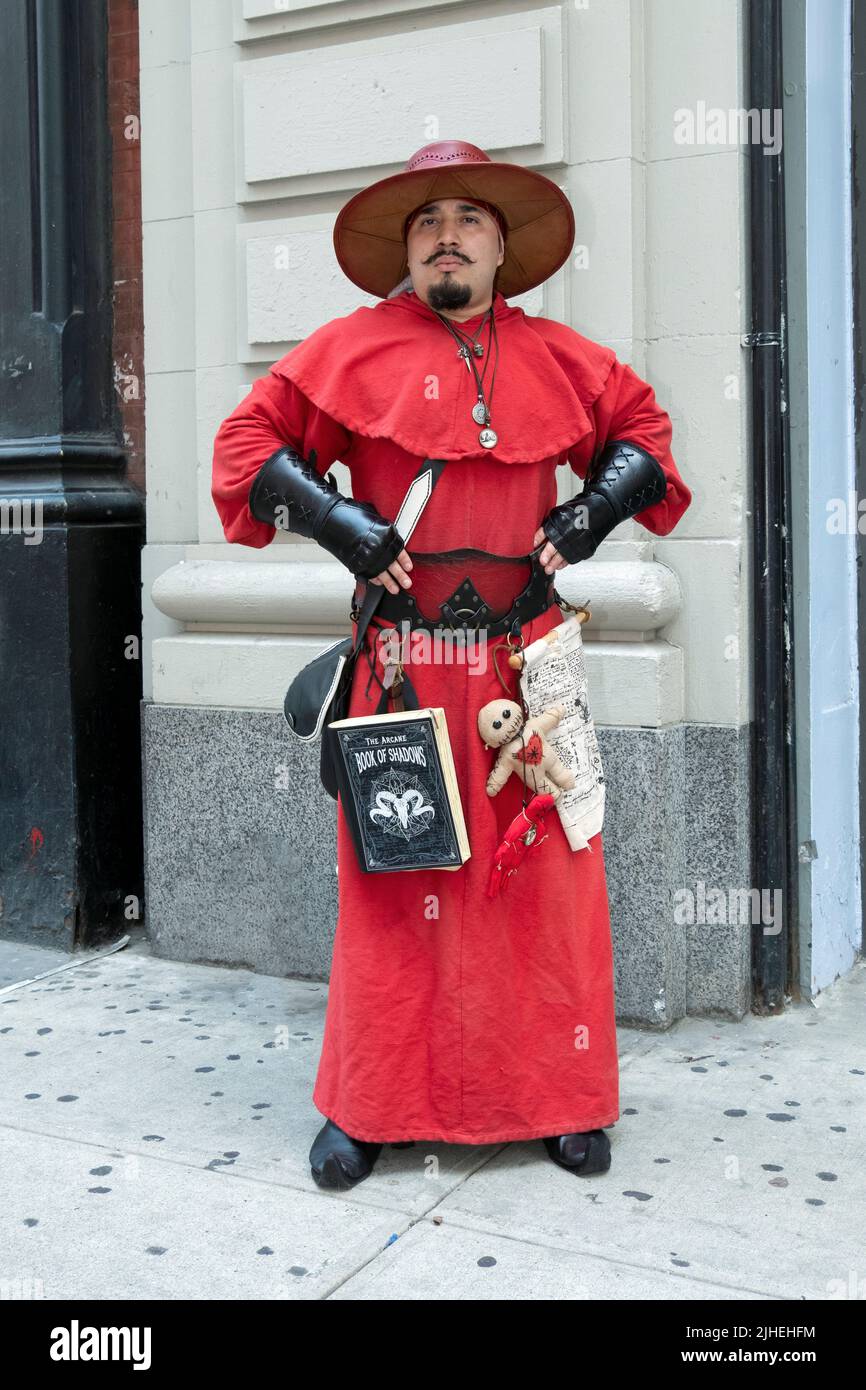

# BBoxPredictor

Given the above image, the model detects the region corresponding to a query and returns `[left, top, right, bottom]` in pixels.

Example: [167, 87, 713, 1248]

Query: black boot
[543, 1129, 611, 1176]
[309, 1118, 383, 1191]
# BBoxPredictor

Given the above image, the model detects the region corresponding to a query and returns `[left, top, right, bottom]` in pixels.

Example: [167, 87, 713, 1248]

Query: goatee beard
[425, 276, 473, 312]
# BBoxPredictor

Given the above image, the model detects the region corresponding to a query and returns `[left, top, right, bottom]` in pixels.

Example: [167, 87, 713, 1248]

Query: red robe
[212, 288, 692, 1143]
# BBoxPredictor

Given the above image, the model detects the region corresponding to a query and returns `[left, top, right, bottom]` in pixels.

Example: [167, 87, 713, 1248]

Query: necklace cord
[434, 305, 499, 428]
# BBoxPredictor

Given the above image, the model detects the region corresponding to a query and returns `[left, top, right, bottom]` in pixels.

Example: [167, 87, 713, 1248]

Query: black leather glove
[542, 439, 667, 565]
[248, 445, 406, 579]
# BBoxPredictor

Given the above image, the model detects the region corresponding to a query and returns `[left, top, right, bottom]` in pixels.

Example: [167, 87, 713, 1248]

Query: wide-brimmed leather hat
[333, 140, 575, 299]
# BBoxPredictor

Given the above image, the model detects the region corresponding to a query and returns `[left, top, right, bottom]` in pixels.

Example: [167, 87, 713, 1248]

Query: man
[212, 141, 692, 1190]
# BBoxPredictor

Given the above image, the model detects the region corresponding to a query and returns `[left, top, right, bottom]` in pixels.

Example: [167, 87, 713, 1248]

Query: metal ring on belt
[367, 551, 558, 638]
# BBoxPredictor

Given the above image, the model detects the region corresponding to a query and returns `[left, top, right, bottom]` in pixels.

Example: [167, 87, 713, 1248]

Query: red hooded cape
[213, 289, 691, 551]
[270, 288, 612, 463]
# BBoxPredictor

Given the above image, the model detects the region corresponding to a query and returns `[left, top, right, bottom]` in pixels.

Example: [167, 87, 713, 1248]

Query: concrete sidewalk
[1, 932, 863, 1301]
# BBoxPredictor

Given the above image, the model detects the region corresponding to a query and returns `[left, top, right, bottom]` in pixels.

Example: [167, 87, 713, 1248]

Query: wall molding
[151, 556, 684, 638]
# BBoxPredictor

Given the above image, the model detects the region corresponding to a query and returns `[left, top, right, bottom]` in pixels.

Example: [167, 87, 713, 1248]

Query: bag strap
[393, 457, 448, 542]
[349, 457, 447, 659]
[374, 665, 421, 715]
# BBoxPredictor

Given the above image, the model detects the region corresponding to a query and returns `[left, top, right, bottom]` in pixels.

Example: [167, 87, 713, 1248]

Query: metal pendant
[472, 343, 484, 356]
[479, 426, 498, 449]
[471, 400, 488, 425]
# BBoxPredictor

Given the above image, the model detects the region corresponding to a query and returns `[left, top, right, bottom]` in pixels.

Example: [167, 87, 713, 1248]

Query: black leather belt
[359, 549, 558, 639]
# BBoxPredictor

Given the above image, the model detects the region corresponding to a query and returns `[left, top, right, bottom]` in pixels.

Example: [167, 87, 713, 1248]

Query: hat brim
[333, 160, 575, 299]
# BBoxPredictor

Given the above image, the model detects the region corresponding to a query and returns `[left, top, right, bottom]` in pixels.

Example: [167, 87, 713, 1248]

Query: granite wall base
[142, 704, 752, 1026]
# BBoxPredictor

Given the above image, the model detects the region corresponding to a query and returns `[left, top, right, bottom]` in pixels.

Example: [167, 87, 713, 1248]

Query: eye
[492, 719, 502, 730]
[502, 708, 511, 719]
[419, 214, 479, 225]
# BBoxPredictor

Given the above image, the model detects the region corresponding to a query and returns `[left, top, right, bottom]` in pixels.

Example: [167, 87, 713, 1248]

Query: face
[488, 704, 523, 745]
[405, 198, 505, 316]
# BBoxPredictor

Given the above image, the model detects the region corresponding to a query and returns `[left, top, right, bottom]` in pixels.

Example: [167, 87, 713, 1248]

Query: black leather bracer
[248, 446, 406, 579]
[542, 439, 667, 565]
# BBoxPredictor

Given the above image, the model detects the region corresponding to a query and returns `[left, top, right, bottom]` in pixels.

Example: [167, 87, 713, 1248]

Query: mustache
[426, 251, 472, 265]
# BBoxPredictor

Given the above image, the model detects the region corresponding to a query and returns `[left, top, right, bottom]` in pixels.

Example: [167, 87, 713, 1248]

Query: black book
[328, 707, 471, 873]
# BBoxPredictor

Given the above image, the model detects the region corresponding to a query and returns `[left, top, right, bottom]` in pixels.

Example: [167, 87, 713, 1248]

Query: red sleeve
[569, 357, 692, 536]
[211, 371, 353, 548]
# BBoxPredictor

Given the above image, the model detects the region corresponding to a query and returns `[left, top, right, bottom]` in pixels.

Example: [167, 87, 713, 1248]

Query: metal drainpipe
[853, 0, 866, 956]
[745, 0, 799, 1011]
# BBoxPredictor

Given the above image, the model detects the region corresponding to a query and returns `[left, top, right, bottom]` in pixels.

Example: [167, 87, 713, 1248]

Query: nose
[434, 238, 465, 262]
[435, 218, 465, 246]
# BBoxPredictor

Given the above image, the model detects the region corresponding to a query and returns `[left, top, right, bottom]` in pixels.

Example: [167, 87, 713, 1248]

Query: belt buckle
[441, 577, 489, 634]
[440, 607, 483, 646]
[450, 604, 485, 633]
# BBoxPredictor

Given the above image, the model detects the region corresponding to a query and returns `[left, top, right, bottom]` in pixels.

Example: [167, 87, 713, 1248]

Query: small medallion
[471, 400, 488, 425]
[479, 427, 498, 449]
